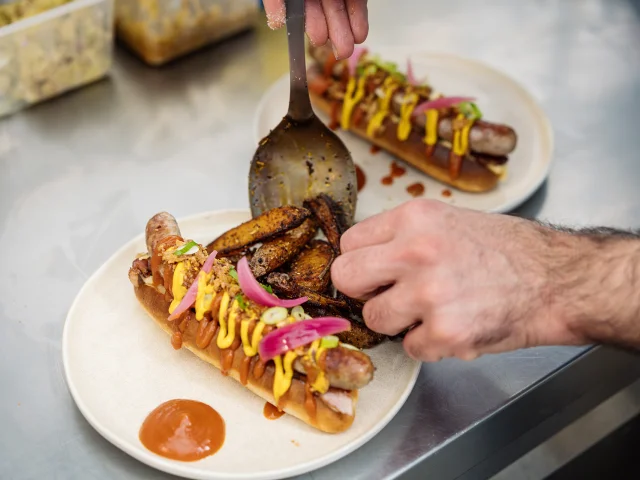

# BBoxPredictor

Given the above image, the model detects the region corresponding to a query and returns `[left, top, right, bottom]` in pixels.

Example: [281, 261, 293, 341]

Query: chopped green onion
[235, 294, 247, 310]
[320, 335, 340, 349]
[261, 283, 273, 294]
[174, 240, 198, 256]
[229, 268, 238, 281]
[291, 306, 306, 321]
[357, 63, 378, 77]
[459, 101, 483, 120]
[261, 306, 288, 325]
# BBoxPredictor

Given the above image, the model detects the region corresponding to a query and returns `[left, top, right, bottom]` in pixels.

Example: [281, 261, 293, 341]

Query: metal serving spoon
[248, 0, 358, 226]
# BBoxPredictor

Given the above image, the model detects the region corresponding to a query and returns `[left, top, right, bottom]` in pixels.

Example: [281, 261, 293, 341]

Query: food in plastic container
[0, 0, 114, 117]
[115, 0, 259, 66]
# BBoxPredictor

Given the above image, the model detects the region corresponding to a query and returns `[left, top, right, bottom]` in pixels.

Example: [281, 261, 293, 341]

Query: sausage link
[294, 346, 374, 390]
[145, 212, 181, 254]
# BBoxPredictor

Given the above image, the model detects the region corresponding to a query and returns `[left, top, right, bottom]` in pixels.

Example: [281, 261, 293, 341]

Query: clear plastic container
[0, 0, 114, 117]
[115, 0, 259, 66]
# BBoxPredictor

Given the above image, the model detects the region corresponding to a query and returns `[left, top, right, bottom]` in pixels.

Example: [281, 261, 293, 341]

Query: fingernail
[332, 43, 340, 60]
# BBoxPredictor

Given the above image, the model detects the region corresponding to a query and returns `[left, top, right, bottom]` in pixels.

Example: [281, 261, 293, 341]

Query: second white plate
[254, 49, 554, 218]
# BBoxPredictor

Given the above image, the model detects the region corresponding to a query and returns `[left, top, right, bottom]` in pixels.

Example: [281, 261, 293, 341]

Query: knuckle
[427, 320, 465, 346]
[454, 350, 479, 361]
[402, 329, 437, 362]
[414, 279, 454, 308]
[362, 298, 385, 332]
[398, 198, 442, 221]
[339, 228, 355, 252]
[391, 240, 439, 271]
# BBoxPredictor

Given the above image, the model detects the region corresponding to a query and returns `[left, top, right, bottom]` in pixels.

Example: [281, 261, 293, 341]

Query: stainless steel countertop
[2, 1, 640, 479]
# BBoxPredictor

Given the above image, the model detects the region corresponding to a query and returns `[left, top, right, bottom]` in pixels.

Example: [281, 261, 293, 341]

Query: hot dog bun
[309, 91, 501, 193]
[133, 282, 358, 434]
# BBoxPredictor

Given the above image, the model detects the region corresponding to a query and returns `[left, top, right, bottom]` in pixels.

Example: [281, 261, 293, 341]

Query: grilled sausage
[145, 212, 181, 254]
[294, 346, 374, 390]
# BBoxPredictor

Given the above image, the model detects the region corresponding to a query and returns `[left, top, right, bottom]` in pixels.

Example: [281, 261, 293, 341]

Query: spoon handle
[285, 0, 313, 121]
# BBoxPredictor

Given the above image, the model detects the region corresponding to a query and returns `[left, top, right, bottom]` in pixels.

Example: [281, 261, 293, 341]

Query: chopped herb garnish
[357, 63, 378, 77]
[236, 294, 247, 310]
[459, 102, 483, 120]
[174, 240, 198, 256]
[261, 283, 273, 294]
[229, 268, 238, 281]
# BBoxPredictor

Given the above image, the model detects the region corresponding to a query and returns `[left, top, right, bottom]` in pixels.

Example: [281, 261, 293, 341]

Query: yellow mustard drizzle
[397, 90, 419, 141]
[452, 113, 475, 157]
[311, 346, 330, 394]
[241, 319, 266, 357]
[168, 262, 187, 314]
[273, 351, 299, 403]
[424, 109, 439, 146]
[216, 293, 235, 349]
[340, 76, 367, 130]
[194, 270, 215, 320]
[366, 77, 397, 137]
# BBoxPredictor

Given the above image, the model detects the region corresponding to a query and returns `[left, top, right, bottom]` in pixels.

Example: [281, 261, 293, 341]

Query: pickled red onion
[348, 47, 368, 77]
[167, 250, 217, 321]
[258, 317, 351, 361]
[237, 257, 307, 308]
[412, 96, 476, 116]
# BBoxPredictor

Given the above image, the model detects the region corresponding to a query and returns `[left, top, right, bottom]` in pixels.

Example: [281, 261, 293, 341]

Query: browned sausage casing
[145, 212, 181, 253]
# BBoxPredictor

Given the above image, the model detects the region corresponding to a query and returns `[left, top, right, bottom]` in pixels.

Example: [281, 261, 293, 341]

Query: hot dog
[129, 212, 375, 433]
[306, 44, 518, 192]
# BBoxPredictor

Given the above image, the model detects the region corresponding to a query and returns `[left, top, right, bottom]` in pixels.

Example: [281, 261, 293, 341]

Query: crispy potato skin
[336, 322, 387, 350]
[266, 272, 349, 310]
[249, 219, 318, 278]
[304, 195, 347, 254]
[206, 206, 310, 255]
[288, 240, 335, 292]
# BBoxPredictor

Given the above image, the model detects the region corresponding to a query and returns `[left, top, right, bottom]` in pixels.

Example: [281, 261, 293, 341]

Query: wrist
[546, 228, 640, 347]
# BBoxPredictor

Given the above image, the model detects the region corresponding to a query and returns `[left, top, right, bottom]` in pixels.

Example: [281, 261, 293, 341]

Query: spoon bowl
[248, 0, 357, 226]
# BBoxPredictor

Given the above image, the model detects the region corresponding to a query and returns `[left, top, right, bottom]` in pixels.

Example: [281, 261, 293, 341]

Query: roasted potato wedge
[336, 322, 387, 350]
[250, 219, 318, 278]
[266, 272, 350, 311]
[207, 206, 310, 255]
[288, 240, 335, 292]
[304, 194, 348, 254]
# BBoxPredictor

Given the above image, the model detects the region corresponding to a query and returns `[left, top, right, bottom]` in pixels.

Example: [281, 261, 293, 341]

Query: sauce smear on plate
[355, 164, 366, 192]
[381, 161, 407, 186]
[263, 402, 285, 420]
[139, 399, 225, 461]
[406, 182, 425, 197]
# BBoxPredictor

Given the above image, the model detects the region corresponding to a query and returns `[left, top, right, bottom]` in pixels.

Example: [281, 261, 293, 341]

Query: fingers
[346, 0, 369, 44]
[361, 285, 419, 336]
[321, 0, 355, 59]
[305, 0, 329, 46]
[402, 320, 479, 362]
[331, 244, 400, 299]
[340, 210, 397, 253]
[263, 0, 286, 29]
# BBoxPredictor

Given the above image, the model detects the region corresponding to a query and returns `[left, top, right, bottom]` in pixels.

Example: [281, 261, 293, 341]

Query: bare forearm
[544, 225, 640, 348]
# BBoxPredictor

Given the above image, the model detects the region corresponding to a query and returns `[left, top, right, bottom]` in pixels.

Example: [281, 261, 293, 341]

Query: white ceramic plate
[254, 49, 554, 218]
[62, 209, 421, 480]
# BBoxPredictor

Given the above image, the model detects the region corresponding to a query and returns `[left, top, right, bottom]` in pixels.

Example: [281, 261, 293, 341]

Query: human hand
[263, 0, 369, 60]
[331, 199, 580, 362]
